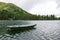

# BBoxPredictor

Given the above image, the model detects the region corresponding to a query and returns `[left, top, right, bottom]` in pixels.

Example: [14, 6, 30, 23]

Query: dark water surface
[0, 20, 60, 40]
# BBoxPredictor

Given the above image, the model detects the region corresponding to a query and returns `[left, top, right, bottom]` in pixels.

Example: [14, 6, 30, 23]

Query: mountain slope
[0, 2, 34, 20]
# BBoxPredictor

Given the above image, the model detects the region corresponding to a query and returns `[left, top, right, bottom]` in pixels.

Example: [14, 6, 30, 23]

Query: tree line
[0, 10, 60, 20]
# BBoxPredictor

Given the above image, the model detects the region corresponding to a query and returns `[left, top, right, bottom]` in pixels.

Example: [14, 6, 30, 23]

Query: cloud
[56, 0, 60, 8]
[19, 0, 38, 10]
[29, 1, 58, 15]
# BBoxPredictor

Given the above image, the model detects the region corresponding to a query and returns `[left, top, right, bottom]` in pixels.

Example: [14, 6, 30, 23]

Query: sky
[0, 0, 60, 17]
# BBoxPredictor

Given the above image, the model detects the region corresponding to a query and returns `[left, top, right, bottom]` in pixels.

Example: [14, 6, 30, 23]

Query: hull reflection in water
[7, 28, 36, 35]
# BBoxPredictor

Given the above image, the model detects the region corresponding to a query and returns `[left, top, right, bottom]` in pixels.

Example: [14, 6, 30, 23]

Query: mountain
[0, 2, 59, 20]
[0, 2, 35, 20]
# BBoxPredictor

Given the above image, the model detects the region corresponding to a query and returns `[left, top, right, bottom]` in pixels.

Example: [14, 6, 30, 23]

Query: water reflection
[0, 20, 31, 25]
[0, 20, 60, 40]
[7, 28, 36, 35]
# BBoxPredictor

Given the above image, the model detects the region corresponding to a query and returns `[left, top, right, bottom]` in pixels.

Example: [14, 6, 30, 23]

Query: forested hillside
[0, 2, 60, 20]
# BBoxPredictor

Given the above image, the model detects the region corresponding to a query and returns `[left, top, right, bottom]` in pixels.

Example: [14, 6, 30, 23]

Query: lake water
[0, 20, 60, 40]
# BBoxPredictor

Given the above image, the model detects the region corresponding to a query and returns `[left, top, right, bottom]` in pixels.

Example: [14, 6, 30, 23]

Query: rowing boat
[7, 24, 36, 30]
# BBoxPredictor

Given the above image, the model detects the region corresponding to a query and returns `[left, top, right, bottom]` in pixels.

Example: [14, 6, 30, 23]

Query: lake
[0, 20, 60, 40]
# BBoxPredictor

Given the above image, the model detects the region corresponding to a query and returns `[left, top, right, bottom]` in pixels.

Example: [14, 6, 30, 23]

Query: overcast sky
[0, 0, 60, 17]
